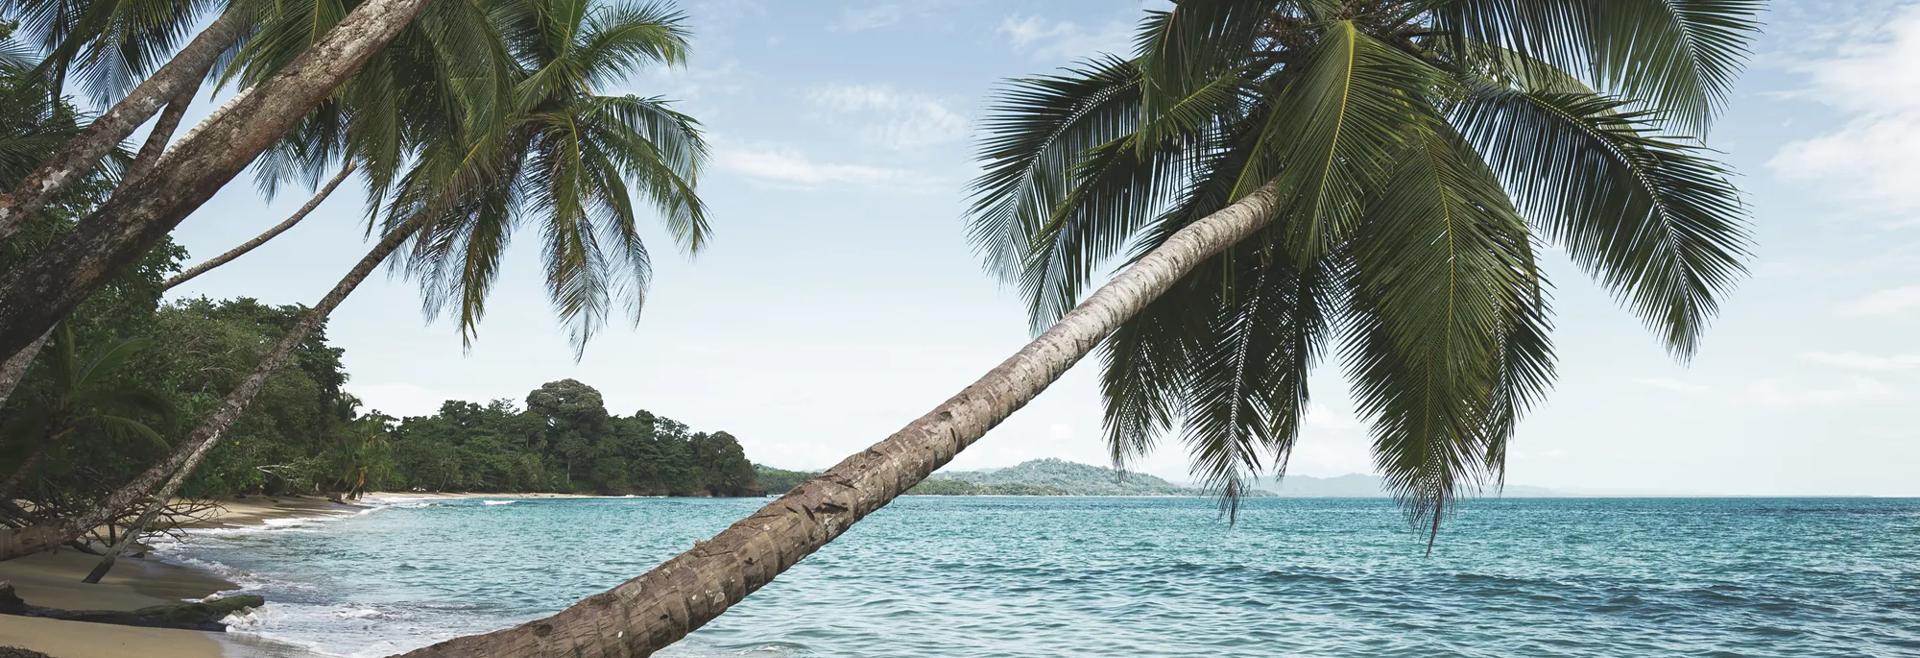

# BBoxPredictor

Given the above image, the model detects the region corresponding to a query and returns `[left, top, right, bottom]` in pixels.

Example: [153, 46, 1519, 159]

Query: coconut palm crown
[968, 0, 1760, 545]
[388, 0, 708, 355]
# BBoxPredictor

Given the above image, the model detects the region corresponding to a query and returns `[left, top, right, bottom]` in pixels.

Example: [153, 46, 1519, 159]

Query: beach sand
[0, 496, 360, 658]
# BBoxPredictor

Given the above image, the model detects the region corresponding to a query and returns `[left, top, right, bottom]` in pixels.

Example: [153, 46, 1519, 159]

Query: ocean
[155, 496, 1920, 657]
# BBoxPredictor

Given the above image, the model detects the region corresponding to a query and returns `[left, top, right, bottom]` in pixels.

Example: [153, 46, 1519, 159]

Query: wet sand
[0, 496, 356, 657]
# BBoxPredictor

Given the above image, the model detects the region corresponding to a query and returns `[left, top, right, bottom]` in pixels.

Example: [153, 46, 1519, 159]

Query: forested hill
[925, 459, 1203, 495]
[754, 459, 1215, 496]
[382, 379, 759, 497]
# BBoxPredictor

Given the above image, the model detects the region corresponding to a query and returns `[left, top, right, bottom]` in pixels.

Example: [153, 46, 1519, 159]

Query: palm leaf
[1452, 84, 1750, 357]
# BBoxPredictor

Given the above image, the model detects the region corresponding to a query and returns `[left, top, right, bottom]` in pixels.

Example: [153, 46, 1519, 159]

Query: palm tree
[37, 0, 708, 569]
[0, 0, 254, 239]
[397, 2, 1760, 656]
[0, 0, 439, 559]
[0, 0, 434, 365]
[164, 0, 511, 291]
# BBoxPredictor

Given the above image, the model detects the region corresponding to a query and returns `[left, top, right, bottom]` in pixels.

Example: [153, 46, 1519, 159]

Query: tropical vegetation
[0, 0, 1769, 657]
[399, 3, 1763, 657]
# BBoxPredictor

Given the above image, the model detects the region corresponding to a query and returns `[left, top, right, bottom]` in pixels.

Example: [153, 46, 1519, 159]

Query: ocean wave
[482, 500, 517, 506]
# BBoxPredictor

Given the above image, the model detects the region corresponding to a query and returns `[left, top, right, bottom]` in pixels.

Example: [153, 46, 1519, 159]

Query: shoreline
[0, 492, 604, 657]
[0, 494, 399, 658]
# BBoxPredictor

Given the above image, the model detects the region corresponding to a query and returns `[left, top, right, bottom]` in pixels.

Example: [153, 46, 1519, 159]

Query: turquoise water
[160, 496, 1920, 657]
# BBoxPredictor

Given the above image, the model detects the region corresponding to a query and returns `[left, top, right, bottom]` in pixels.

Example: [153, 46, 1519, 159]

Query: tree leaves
[1452, 85, 1749, 357]
[966, 1, 1756, 548]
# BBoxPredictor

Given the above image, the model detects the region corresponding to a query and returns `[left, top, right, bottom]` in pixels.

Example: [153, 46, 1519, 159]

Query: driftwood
[0, 581, 261, 632]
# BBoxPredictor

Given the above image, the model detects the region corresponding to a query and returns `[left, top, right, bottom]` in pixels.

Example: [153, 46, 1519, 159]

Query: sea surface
[155, 496, 1920, 657]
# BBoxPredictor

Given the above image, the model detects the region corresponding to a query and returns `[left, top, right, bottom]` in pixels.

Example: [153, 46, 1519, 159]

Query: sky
[158, 0, 1920, 496]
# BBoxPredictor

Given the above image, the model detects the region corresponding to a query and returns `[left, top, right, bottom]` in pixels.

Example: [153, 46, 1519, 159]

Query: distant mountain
[762, 459, 1574, 498]
[921, 459, 1218, 496]
[1256, 473, 1562, 497]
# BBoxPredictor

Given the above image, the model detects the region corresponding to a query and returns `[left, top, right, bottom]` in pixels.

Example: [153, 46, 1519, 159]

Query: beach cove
[0, 494, 587, 658]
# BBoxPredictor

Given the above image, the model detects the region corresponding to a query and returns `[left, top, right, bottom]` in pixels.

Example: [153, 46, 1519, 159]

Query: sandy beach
[0, 495, 370, 658]
[0, 493, 599, 658]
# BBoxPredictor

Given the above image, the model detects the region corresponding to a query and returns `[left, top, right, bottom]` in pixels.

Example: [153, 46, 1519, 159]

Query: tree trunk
[392, 180, 1288, 658]
[164, 161, 356, 291]
[0, 86, 200, 407]
[0, 212, 432, 562]
[0, 329, 49, 406]
[0, 5, 247, 241]
[119, 81, 202, 190]
[0, 0, 435, 362]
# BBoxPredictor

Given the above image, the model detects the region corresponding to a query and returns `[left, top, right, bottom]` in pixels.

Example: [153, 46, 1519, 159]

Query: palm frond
[1431, 0, 1762, 133]
[1181, 254, 1329, 521]
[1341, 111, 1535, 553]
[1235, 21, 1438, 263]
[1132, 0, 1280, 120]
[1452, 85, 1750, 357]
[967, 55, 1142, 287]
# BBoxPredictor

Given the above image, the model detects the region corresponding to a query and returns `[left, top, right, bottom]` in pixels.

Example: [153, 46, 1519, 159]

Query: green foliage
[751, 464, 813, 495]
[968, 1, 1759, 538]
[906, 479, 1071, 496]
[929, 459, 1208, 496]
[383, 380, 757, 496]
[150, 297, 355, 497]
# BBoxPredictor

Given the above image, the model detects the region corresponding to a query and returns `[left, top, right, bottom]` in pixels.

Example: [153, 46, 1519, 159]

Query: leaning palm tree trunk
[0, 212, 432, 562]
[395, 180, 1286, 658]
[0, 5, 248, 241]
[165, 162, 356, 291]
[0, 330, 49, 406]
[0, 0, 435, 362]
[0, 89, 194, 407]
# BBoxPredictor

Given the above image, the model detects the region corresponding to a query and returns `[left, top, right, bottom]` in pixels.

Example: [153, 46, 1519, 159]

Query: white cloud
[1800, 351, 1920, 371]
[995, 14, 1134, 61]
[1633, 375, 1904, 406]
[711, 142, 928, 189]
[648, 59, 744, 101]
[1837, 284, 1920, 317]
[1769, 6, 1920, 216]
[1633, 377, 1720, 397]
[831, 4, 908, 32]
[807, 84, 969, 149]
[1747, 377, 1902, 406]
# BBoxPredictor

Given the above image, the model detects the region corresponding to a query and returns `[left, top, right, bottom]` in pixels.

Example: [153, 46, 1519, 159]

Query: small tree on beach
[396, 2, 1761, 656]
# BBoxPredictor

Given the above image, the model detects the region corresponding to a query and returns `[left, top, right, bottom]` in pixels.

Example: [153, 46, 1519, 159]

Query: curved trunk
[0, 0, 435, 361]
[119, 81, 202, 190]
[0, 5, 247, 241]
[164, 161, 356, 291]
[1, 212, 431, 562]
[0, 329, 50, 406]
[394, 180, 1287, 658]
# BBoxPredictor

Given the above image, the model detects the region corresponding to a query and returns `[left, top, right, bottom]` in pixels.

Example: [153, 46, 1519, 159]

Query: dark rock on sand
[0, 581, 261, 632]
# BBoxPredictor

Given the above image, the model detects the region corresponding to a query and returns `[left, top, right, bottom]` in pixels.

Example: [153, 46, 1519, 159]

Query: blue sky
[161, 0, 1920, 495]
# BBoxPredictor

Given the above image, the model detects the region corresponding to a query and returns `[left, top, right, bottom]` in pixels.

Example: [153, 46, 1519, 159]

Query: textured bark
[119, 81, 201, 188]
[0, 330, 49, 406]
[0, 212, 431, 562]
[0, 0, 435, 361]
[0, 6, 246, 241]
[164, 161, 356, 291]
[393, 180, 1288, 658]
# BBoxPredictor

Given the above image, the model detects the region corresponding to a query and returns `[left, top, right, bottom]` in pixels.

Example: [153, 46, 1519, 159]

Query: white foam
[481, 500, 517, 506]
